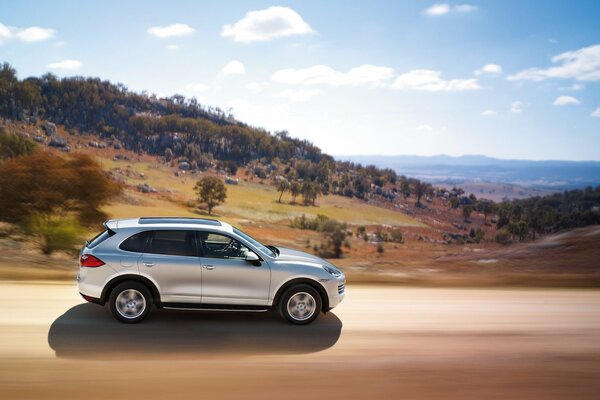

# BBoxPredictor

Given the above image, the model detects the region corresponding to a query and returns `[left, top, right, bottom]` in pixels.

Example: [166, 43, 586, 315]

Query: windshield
[233, 227, 275, 257]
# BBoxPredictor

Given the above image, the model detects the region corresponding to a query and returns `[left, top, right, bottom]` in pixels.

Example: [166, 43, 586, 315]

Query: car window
[199, 232, 249, 259]
[86, 229, 115, 249]
[119, 231, 151, 253]
[146, 230, 197, 257]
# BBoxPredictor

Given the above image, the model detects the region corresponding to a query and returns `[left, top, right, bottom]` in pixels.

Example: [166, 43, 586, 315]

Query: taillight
[80, 254, 105, 268]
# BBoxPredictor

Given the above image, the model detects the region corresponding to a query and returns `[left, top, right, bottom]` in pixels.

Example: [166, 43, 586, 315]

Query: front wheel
[108, 281, 153, 323]
[278, 284, 322, 325]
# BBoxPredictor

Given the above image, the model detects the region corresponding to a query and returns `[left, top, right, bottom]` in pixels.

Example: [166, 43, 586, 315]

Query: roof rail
[137, 217, 222, 226]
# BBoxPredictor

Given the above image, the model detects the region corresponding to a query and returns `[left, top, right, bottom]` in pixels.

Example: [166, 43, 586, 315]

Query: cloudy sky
[1, 0, 600, 160]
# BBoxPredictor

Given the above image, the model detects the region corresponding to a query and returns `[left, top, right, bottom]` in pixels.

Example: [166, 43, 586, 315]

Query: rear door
[138, 230, 202, 303]
[198, 231, 270, 306]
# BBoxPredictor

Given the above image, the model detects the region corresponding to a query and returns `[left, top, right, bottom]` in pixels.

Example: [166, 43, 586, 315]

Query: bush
[376, 243, 385, 254]
[290, 214, 347, 258]
[23, 215, 84, 255]
[495, 227, 512, 245]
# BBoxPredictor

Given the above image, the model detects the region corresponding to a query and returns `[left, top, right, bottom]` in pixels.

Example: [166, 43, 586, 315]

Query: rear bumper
[79, 292, 104, 305]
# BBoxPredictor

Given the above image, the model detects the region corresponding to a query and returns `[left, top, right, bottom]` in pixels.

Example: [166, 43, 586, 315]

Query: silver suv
[77, 217, 345, 325]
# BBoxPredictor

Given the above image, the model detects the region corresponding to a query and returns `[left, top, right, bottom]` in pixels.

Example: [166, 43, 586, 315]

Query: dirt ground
[0, 282, 599, 399]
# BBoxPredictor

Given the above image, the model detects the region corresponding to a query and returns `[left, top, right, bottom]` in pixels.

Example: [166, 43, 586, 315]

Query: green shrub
[23, 215, 84, 255]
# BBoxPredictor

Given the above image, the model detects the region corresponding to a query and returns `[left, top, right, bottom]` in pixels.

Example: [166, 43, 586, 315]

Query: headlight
[323, 265, 342, 278]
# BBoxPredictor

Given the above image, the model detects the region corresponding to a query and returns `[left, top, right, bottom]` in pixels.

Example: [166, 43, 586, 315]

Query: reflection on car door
[198, 231, 270, 305]
[137, 230, 202, 303]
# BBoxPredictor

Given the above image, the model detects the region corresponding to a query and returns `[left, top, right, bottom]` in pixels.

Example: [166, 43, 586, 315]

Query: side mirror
[245, 251, 260, 265]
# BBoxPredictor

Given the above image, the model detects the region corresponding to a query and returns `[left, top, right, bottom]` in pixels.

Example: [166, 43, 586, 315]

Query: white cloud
[273, 88, 321, 102]
[424, 4, 451, 15]
[391, 69, 480, 91]
[507, 44, 600, 82]
[0, 23, 12, 40]
[416, 124, 434, 131]
[510, 101, 524, 113]
[166, 44, 182, 50]
[246, 82, 263, 92]
[454, 4, 478, 13]
[0, 23, 55, 43]
[481, 109, 497, 116]
[423, 3, 477, 16]
[147, 23, 194, 38]
[591, 107, 600, 118]
[184, 83, 209, 93]
[221, 60, 246, 75]
[559, 83, 584, 91]
[474, 63, 502, 76]
[17, 26, 55, 42]
[47, 59, 82, 70]
[553, 95, 580, 106]
[272, 64, 394, 87]
[222, 6, 314, 43]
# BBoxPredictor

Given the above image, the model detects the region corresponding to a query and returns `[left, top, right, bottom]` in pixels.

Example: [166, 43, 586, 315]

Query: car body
[77, 217, 346, 324]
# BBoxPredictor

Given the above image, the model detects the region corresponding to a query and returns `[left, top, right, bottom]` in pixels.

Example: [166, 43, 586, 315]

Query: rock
[136, 183, 156, 193]
[42, 122, 57, 136]
[48, 136, 68, 148]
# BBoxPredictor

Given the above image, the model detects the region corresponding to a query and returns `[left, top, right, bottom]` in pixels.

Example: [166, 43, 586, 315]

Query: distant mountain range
[338, 155, 600, 190]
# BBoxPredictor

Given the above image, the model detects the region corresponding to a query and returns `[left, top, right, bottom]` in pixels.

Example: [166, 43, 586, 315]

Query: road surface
[0, 282, 599, 399]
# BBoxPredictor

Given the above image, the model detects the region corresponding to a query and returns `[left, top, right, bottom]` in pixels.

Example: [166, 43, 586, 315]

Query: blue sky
[1, 0, 600, 160]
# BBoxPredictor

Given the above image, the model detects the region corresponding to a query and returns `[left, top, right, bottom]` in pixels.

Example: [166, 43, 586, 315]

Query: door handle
[203, 264, 215, 270]
[143, 262, 155, 267]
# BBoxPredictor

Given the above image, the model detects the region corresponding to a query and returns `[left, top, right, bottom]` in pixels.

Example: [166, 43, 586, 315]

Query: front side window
[199, 232, 249, 259]
[146, 230, 197, 257]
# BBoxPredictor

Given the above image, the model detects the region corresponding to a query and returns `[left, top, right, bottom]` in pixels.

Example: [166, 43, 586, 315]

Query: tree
[302, 181, 321, 206]
[276, 179, 289, 203]
[412, 180, 431, 207]
[164, 147, 173, 162]
[290, 181, 301, 203]
[462, 205, 473, 221]
[479, 200, 493, 224]
[194, 176, 227, 215]
[0, 151, 121, 225]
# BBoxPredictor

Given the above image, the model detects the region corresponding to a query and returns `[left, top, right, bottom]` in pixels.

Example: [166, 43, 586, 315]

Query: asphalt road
[0, 282, 599, 399]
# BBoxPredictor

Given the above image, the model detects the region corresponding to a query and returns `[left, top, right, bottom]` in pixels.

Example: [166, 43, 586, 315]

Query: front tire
[108, 281, 153, 323]
[278, 284, 322, 325]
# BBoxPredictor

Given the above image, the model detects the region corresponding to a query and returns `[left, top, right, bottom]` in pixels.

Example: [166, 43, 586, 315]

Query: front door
[198, 231, 270, 306]
[138, 230, 201, 303]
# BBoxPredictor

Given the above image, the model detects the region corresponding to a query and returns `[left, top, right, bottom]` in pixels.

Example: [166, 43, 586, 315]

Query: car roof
[104, 217, 233, 233]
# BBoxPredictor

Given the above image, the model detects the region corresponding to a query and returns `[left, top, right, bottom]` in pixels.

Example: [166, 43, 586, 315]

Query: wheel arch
[101, 274, 161, 306]
[272, 278, 329, 313]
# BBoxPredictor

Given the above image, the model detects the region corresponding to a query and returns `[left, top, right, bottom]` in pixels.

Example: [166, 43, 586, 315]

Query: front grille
[338, 283, 345, 294]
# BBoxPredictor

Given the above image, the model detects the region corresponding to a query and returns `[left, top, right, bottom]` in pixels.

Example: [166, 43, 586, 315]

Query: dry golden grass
[98, 156, 424, 227]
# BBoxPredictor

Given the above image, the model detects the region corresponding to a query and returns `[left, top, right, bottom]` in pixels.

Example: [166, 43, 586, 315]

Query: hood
[274, 247, 328, 267]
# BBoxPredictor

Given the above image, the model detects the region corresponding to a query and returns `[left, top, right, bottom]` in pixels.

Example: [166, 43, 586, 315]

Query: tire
[278, 284, 322, 325]
[108, 281, 153, 323]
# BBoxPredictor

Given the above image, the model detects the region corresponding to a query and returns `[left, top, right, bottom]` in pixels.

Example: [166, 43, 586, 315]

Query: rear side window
[146, 230, 197, 257]
[119, 231, 152, 253]
[86, 229, 115, 249]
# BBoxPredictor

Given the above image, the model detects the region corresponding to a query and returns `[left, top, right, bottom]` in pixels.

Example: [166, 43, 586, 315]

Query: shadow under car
[48, 303, 343, 359]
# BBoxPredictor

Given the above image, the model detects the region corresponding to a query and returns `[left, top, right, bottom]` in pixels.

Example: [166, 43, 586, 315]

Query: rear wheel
[109, 281, 153, 323]
[278, 284, 322, 325]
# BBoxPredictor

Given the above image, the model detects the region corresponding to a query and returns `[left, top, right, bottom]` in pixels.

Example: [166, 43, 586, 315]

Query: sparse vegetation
[290, 214, 347, 258]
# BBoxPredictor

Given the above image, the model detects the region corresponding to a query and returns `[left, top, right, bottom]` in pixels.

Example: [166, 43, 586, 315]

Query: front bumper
[324, 277, 346, 309]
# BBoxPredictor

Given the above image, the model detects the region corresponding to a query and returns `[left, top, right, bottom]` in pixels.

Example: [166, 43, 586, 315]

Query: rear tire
[109, 281, 153, 323]
[278, 284, 322, 325]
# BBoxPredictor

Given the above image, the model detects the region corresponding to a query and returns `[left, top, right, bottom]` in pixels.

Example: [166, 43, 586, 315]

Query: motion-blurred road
[1, 282, 599, 399]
